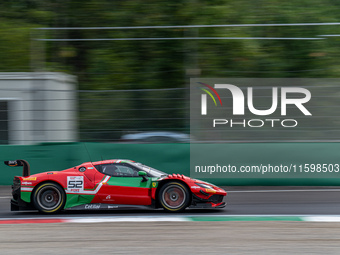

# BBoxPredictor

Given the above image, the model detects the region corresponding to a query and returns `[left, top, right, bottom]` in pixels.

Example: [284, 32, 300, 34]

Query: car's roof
[90, 159, 135, 166]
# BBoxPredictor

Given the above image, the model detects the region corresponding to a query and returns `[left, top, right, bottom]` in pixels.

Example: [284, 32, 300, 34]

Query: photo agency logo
[197, 82, 312, 128]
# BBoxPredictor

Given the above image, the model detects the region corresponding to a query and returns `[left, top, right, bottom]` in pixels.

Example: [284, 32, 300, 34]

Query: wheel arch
[155, 179, 192, 208]
[30, 180, 66, 205]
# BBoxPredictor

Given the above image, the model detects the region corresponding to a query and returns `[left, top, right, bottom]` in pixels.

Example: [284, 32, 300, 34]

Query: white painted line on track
[0, 214, 331, 220]
[4, 215, 340, 224]
[0, 196, 11, 199]
[302, 216, 340, 222]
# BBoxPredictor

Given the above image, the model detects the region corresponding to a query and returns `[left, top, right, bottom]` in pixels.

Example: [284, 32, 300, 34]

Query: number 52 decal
[67, 176, 84, 192]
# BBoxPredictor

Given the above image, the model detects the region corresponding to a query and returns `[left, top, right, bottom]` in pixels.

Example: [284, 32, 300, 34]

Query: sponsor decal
[104, 195, 115, 202]
[66, 175, 110, 195]
[191, 186, 200, 189]
[85, 204, 100, 209]
[108, 205, 118, 209]
[21, 182, 32, 185]
[8, 161, 18, 166]
[205, 188, 216, 194]
[152, 182, 157, 188]
[87, 167, 94, 169]
[22, 177, 36, 181]
[67, 176, 84, 192]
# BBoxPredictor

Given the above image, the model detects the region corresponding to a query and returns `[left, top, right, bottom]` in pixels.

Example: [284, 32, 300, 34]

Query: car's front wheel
[158, 182, 190, 212]
[32, 182, 66, 213]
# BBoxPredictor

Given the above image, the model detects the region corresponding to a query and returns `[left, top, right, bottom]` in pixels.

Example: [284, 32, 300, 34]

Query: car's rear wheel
[158, 182, 190, 212]
[32, 182, 65, 213]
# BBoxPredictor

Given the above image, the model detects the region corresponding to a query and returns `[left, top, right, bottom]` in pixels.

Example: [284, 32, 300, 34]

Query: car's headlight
[195, 182, 214, 190]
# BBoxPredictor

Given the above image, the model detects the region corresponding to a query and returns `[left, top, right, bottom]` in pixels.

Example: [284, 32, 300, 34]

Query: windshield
[129, 162, 168, 177]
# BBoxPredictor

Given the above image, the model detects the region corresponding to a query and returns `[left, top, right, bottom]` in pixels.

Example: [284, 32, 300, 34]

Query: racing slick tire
[32, 182, 66, 214]
[158, 182, 190, 212]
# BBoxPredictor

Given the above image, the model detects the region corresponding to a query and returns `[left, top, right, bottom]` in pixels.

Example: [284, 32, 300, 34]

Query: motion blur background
[2, 0, 340, 144]
[2, 4, 340, 255]
[1, 1, 340, 184]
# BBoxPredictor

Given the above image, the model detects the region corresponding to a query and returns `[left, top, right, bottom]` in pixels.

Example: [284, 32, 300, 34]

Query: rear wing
[4, 160, 30, 177]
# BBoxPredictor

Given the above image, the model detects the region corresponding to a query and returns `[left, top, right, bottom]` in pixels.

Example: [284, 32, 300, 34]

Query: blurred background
[1, 0, 340, 144]
[2, 4, 340, 254]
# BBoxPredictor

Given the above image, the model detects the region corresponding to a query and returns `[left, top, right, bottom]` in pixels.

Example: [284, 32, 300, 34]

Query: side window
[94, 164, 102, 173]
[101, 164, 117, 176]
[114, 164, 139, 177]
[95, 163, 139, 177]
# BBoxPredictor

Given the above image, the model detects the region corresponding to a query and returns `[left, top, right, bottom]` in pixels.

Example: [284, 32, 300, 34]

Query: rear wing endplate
[4, 160, 30, 177]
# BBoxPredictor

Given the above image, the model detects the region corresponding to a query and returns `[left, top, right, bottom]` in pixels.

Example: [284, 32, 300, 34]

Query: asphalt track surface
[2, 186, 340, 255]
[3, 221, 340, 255]
[1, 185, 340, 217]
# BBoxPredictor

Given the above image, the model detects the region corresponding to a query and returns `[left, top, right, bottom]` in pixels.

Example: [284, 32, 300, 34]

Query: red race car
[5, 159, 226, 213]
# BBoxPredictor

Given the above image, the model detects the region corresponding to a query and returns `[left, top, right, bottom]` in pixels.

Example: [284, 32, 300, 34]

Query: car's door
[96, 163, 152, 205]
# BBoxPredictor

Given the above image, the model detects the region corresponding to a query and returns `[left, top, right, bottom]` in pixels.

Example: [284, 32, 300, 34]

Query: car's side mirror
[138, 171, 148, 182]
